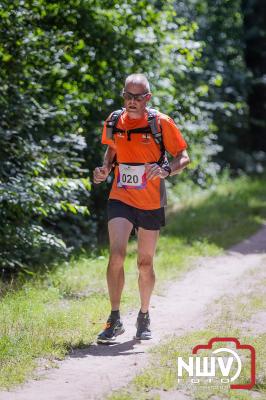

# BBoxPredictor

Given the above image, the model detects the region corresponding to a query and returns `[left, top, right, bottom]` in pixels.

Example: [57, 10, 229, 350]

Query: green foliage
[0, 0, 219, 273]
[0, 0, 96, 273]
[0, 0, 264, 273]
[187, 0, 265, 173]
[150, 3, 223, 185]
[242, 0, 266, 157]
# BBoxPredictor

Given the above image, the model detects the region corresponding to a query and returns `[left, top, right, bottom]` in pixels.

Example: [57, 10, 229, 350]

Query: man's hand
[145, 163, 169, 180]
[93, 166, 110, 184]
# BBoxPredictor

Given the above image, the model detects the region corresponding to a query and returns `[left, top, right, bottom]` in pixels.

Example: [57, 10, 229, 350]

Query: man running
[93, 73, 189, 343]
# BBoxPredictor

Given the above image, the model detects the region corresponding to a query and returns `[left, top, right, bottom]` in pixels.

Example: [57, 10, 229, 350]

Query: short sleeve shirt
[101, 109, 187, 210]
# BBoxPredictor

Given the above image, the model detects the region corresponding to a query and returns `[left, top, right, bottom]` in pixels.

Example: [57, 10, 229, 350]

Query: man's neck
[127, 109, 147, 119]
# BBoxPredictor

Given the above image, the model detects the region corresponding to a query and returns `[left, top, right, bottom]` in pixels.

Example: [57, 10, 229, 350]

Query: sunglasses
[122, 91, 150, 102]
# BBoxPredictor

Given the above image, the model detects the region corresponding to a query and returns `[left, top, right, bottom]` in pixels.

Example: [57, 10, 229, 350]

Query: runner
[93, 73, 190, 343]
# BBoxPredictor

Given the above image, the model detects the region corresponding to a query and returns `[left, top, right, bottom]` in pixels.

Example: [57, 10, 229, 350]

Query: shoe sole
[97, 327, 125, 344]
[134, 334, 152, 340]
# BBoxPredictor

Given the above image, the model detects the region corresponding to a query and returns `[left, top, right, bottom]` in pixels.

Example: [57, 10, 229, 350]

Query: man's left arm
[168, 149, 190, 177]
[145, 150, 190, 180]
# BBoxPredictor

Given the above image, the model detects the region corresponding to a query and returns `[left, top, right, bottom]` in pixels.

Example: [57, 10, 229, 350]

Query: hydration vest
[105, 108, 168, 167]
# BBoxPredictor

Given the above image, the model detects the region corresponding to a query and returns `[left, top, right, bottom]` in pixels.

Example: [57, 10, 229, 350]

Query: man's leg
[134, 228, 159, 340]
[137, 228, 159, 312]
[107, 217, 133, 311]
[97, 217, 133, 343]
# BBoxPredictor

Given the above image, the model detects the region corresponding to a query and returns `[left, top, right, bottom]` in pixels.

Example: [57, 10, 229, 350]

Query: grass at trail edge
[0, 174, 265, 389]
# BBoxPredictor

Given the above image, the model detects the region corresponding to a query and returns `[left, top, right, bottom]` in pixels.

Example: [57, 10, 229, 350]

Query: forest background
[0, 0, 265, 277]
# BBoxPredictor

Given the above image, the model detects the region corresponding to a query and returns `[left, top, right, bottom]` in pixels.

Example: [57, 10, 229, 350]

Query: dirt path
[1, 225, 266, 400]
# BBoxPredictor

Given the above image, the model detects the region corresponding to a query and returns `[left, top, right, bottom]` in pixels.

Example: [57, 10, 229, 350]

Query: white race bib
[117, 164, 147, 189]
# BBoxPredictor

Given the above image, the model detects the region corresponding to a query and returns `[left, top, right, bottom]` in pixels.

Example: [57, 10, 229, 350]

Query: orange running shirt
[101, 109, 187, 210]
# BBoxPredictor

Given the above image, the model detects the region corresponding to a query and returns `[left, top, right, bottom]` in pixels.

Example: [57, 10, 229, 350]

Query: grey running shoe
[135, 312, 152, 340]
[97, 317, 125, 344]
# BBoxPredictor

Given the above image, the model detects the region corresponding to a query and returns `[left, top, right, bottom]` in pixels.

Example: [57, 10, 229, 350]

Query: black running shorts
[107, 199, 165, 230]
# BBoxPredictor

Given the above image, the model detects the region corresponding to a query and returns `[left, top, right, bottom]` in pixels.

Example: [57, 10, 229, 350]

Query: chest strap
[113, 126, 152, 141]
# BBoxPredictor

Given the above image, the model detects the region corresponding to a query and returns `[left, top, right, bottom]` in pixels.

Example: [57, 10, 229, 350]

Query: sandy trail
[1, 224, 266, 400]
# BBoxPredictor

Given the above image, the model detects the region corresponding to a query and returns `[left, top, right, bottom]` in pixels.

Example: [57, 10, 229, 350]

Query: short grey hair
[124, 74, 150, 93]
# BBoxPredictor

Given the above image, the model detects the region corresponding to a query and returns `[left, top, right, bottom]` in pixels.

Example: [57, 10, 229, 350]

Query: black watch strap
[163, 166, 172, 177]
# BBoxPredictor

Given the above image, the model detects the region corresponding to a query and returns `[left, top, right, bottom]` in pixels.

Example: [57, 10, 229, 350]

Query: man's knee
[109, 247, 127, 267]
[137, 254, 154, 272]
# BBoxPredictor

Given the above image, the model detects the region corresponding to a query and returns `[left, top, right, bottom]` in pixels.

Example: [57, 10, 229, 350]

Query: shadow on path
[69, 339, 144, 358]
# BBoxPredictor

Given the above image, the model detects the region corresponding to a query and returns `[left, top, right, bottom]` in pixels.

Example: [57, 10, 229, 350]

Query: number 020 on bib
[117, 164, 147, 189]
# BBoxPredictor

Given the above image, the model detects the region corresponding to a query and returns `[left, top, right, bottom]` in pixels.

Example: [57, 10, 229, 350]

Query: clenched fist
[93, 166, 110, 184]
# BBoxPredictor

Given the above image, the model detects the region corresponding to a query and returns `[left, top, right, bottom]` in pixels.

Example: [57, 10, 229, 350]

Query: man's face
[123, 83, 151, 118]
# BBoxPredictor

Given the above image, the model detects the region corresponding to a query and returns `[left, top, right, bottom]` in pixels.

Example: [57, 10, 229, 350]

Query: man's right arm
[102, 146, 116, 172]
[93, 146, 116, 184]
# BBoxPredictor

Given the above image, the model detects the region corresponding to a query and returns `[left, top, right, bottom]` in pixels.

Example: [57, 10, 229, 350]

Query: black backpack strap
[147, 108, 166, 165]
[147, 108, 163, 145]
[105, 108, 124, 169]
[106, 108, 125, 139]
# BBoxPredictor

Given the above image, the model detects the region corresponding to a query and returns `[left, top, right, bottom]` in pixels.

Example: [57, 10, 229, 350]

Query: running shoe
[135, 311, 152, 340]
[97, 316, 125, 344]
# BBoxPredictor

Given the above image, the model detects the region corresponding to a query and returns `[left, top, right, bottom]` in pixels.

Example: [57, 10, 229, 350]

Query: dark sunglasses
[122, 91, 150, 102]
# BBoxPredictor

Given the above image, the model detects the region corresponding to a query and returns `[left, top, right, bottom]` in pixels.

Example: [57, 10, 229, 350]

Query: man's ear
[146, 93, 152, 102]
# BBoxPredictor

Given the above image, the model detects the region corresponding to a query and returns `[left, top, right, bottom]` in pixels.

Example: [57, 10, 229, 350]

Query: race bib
[117, 164, 147, 189]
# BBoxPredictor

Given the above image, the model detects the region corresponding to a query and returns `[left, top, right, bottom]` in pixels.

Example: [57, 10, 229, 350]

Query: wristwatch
[163, 166, 172, 177]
